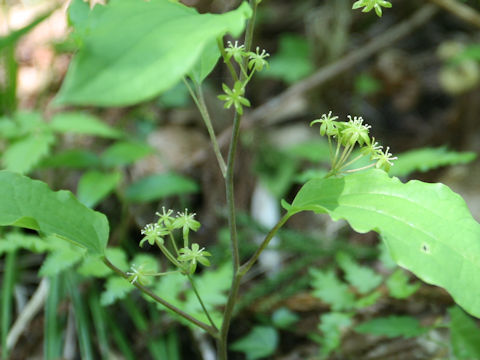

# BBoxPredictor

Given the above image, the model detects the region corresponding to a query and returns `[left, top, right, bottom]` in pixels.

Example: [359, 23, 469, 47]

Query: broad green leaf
[355, 316, 427, 338]
[262, 33, 313, 84]
[449, 306, 480, 359]
[2, 131, 55, 174]
[386, 269, 420, 299]
[318, 312, 353, 357]
[336, 252, 382, 294]
[188, 40, 220, 84]
[77, 247, 128, 277]
[125, 173, 198, 203]
[55, 0, 252, 106]
[390, 147, 477, 177]
[290, 169, 480, 318]
[50, 112, 123, 138]
[287, 139, 331, 163]
[40, 149, 100, 169]
[230, 326, 278, 360]
[101, 277, 134, 306]
[77, 171, 121, 208]
[101, 141, 154, 167]
[0, 171, 109, 255]
[310, 268, 355, 311]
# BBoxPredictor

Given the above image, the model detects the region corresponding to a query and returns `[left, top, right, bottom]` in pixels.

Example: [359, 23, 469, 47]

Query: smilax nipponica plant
[1, 1, 480, 359]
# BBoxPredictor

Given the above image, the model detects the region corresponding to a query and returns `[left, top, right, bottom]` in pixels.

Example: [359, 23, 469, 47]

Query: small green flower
[247, 47, 270, 72]
[310, 111, 340, 137]
[225, 41, 246, 64]
[352, 0, 392, 17]
[126, 264, 152, 285]
[178, 243, 212, 274]
[140, 223, 168, 247]
[341, 115, 371, 147]
[373, 146, 397, 172]
[360, 137, 383, 159]
[218, 81, 251, 115]
[173, 209, 201, 246]
[156, 207, 176, 231]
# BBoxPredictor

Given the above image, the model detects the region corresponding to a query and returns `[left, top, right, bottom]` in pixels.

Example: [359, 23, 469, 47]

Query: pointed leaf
[355, 316, 427, 338]
[77, 170, 121, 208]
[0, 171, 109, 255]
[290, 169, 480, 318]
[50, 112, 123, 138]
[55, 0, 252, 106]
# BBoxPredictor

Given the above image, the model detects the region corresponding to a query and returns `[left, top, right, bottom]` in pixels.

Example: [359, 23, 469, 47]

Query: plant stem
[217, 37, 239, 83]
[217, 2, 260, 357]
[183, 78, 227, 177]
[187, 274, 218, 331]
[102, 257, 218, 338]
[239, 213, 291, 276]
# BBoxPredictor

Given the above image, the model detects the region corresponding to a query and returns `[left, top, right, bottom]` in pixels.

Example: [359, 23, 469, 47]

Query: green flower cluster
[311, 112, 397, 176]
[131, 207, 211, 284]
[352, 0, 392, 17]
[218, 41, 270, 115]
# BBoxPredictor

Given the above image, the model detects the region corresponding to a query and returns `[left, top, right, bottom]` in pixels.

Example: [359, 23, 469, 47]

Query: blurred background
[1, 0, 480, 359]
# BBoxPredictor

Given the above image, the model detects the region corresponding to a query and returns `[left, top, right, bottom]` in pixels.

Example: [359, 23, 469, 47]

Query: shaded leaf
[101, 141, 154, 167]
[101, 277, 134, 306]
[449, 306, 480, 359]
[336, 252, 382, 294]
[230, 326, 278, 360]
[355, 315, 427, 338]
[386, 269, 420, 299]
[77, 247, 128, 277]
[40, 149, 100, 169]
[390, 147, 476, 177]
[77, 171, 121, 208]
[125, 173, 198, 203]
[50, 112, 123, 139]
[310, 268, 355, 311]
[318, 312, 353, 357]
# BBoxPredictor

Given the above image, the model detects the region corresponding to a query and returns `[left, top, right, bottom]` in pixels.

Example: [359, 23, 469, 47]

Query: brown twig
[428, 0, 480, 28]
[183, 4, 438, 171]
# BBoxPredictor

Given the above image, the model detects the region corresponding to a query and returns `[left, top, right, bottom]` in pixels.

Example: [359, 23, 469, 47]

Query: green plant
[2, 1, 480, 359]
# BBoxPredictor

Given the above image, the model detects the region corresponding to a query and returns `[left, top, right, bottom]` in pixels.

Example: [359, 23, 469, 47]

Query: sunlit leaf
[290, 169, 480, 318]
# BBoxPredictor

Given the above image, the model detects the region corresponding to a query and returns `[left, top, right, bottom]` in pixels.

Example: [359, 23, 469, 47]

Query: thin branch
[102, 257, 218, 338]
[428, 0, 480, 28]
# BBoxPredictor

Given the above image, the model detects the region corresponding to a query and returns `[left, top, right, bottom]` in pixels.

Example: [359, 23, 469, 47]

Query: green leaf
[0, 171, 109, 255]
[101, 277, 134, 306]
[354, 290, 382, 308]
[449, 306, 480, 359]
[355, 316, 428, 338]
[230, 326, 278, 360]
[188, 40, 220, 84]
[77, 247, 128, 278]
[39, 149, 100, 169]
[390, 147, 477, 177]
[262, 33, 313, 84]
[2, 131, 55, 174]
[318, 312, 353, 357]
[272, 307, 299, 329]
[386, 269, 420, 299]
[50, 112, 123, 139]
[39, 245, 85, 276]
[286, 139, 331, 163]
[310, 268, 355, 311]
[0, 232, 50, 255]
[77, 171, 121, 208]
[101, 141, 154, 167]
[336, 252, 382, 294]
[55, 0, 252, 106]
[125, 173, 198, 203]
[290, 169, 480, 318]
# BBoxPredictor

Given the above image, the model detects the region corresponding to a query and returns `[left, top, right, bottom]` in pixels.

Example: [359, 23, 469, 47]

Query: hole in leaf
[421, 243, 430, 254]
